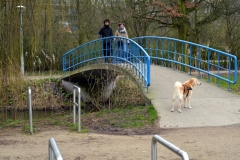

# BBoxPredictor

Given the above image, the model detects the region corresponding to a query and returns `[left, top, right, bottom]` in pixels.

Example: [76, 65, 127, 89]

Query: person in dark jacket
[98, 19, 113, 63]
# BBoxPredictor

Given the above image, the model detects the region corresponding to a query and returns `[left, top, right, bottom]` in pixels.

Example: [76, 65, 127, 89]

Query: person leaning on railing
[98, 19, 113, 63]
[113, 23, 129, 63]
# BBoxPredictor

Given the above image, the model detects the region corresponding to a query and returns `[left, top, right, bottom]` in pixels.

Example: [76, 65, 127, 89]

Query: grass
[0, 104, 159, 133]
[25, 70, 64, 76]
[3, 119, 24, 127]
[147, 105, 158, 124]
[0, 111, 78, 133]
[83, 105, 158, 128]
[201, 74, 240, 93]
[68, 123, 89, 133]
[23, 124, 36, 133]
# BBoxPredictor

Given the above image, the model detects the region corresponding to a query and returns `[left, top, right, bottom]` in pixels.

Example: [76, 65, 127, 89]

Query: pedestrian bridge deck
[150, 65, 240, 128]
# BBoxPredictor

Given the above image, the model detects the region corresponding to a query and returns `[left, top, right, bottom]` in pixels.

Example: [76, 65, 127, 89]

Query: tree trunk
[178, 0, 187, 41]
[177, 0, 189, 72]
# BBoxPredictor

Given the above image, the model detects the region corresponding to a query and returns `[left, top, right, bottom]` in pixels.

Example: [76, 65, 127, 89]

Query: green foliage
[0, 118, 25, 128]
[112, 108, 121, 113]
[209, 44, 227, 53]
[68, 123, 89, 133]
[0, 104, 158, 134]
[68, 123, 78, 131]
[53, 120, 59, 125]
[202, 74, 240, 93]
[81, 69, 146, 112]
[148, 105, 159, 124]
[95, 109, 110, 117]
[10, 119, 21, 126]
[0, 76, 74, 122]
[84, 105, 158, 128]
[23, 124, 36, 133]
[25, 71, 64, 77]
[113, 105, 156, 128]
[49, 78, 60, 83]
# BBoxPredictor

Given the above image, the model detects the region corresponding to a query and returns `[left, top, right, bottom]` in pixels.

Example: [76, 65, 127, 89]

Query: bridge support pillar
[62, 80, 89, 103]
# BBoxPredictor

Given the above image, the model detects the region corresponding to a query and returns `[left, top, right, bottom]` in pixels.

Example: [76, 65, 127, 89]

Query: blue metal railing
[62, 36, 151, 90]
[62, 36, 238, 91]
[132, 36, 238, 89]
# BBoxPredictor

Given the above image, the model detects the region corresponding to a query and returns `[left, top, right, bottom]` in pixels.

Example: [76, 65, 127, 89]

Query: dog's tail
[174, 81, 182, 88]
[173, 81, 183, 99]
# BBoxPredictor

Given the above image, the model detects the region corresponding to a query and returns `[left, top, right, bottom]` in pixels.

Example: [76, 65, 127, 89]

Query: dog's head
[189, 78, 201, 87]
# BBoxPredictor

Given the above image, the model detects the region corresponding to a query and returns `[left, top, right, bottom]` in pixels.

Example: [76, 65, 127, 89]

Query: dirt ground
[0, 124, 240, 160]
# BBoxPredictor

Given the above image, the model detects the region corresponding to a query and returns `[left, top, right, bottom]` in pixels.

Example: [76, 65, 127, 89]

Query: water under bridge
[61, 36, 240, 128]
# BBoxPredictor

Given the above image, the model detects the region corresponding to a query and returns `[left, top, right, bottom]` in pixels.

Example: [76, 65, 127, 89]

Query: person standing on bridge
[113, 23, 129, 63]
[98, 19, 113, 63]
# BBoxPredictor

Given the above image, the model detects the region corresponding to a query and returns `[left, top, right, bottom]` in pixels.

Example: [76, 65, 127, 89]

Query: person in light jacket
[114, 23, 129, 63]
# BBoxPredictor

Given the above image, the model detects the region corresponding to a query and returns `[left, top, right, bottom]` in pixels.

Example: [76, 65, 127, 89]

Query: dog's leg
[188, 97, 191, 109]
[178, 99, 182, 113]
[178, 92, 183, 113]
[171, 92, 177, 112]
[188, 91, 192, 109]
[183, 97, 188, 108]
[171, 99, 175, 112]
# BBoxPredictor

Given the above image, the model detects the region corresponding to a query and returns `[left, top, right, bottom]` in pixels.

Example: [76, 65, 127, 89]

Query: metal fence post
[49, 138, 63, 160]
[73, 85, 81, 133]
[151, 135, 189, 160]
[28, 87, 33, 134]
[73, 87, 76, 124]
[77, 86, 81, 133]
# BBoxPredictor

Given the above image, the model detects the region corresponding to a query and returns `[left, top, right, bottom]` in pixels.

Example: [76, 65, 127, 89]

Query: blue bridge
[61, 36, 240, 128]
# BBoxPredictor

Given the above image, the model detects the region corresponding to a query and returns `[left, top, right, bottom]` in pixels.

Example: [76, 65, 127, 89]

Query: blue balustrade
[63, 36, 238, 91]
[132, 36, 238, 89]
[62, 36, 151, 90]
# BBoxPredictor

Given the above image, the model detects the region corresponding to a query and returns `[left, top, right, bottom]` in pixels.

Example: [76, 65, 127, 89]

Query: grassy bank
[0, 74, 155, 134]
[0, 105, 159, 134]
[201, 74, 240, 94]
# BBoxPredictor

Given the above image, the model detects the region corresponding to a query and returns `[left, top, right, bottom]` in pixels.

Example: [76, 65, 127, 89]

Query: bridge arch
[62, 62, 151, 104]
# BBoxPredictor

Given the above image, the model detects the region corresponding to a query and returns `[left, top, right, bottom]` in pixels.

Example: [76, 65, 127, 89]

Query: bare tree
[222, 0, 240, 60]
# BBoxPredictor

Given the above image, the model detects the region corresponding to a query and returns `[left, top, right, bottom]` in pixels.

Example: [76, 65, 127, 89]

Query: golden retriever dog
[171, 78, 201, 113]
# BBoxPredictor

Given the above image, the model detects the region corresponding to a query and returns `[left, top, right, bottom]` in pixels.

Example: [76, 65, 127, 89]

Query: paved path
[149, 65, 240, 128]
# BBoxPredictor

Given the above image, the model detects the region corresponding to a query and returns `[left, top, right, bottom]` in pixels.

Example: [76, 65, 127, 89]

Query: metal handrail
[132, 36, 238, 89]
[62, 36, 151, 91]
[28, 87, 33, 134]
[151, 135, 189, 160]
[73, 85, 81, 133]
[49, 138, 63, 160]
